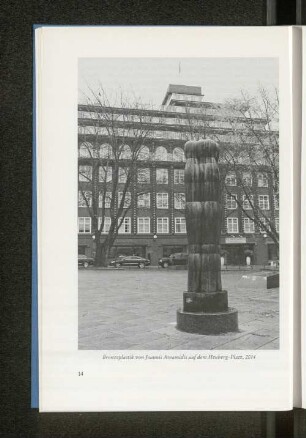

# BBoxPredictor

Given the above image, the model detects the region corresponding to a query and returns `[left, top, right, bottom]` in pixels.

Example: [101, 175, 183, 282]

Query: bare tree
[78, 87, 155, 266]
[219, 86, 279, 248]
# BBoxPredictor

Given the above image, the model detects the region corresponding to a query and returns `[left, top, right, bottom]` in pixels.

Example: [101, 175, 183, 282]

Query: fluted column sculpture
[177, 139, 238, 334]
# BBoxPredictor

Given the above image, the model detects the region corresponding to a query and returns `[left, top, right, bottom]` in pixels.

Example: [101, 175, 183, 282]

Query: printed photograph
[77, 58, 279, 350]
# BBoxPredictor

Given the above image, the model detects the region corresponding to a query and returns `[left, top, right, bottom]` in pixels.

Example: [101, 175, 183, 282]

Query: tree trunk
[95, 240, 110, 267]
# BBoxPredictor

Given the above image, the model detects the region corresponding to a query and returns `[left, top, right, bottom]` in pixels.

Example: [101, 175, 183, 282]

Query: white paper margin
[301, 27, 306, 408]
[36, 26, 293, 412]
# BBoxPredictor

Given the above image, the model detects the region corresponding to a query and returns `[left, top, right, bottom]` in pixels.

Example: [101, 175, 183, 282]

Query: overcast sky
[78, 58, 278, 106]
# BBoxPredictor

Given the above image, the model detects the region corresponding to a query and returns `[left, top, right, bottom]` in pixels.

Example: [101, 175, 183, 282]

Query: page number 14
[78, 371, 84, 376]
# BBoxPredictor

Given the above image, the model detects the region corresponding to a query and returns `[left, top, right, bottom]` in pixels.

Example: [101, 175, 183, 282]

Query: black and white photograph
[77, 57, 279, 351]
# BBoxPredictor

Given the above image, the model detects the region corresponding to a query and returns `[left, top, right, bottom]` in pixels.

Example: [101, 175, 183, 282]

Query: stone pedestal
[183, 290, 228, 313]
[177, 308, 238, 335]
[177, 289, 238, 334]
[176, 139, 238, 335]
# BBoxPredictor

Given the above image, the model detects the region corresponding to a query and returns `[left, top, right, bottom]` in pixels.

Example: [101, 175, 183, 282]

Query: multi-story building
[78, 84, 279, 266]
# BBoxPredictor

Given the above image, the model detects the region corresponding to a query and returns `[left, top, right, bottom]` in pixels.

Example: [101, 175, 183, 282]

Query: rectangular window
[117, 217, 131, 234]
[242, 194, 253, 210]
[137, 217, 150, 234]
[274, 195, 279, 210]
[225, 172, 237, 186]
[78, 217, 91, 233]
[98, 217, 111, 233]
[118, 192, 131, 208]
[137, 193, 150, 208]
[258, 195, 270, 210]
[99, 166, 112, 182]
[227, 217, 239, 233]
[157, 217, 169, 233]
[226, 194, 237, 210]
[174, 169, 184, 184]
[275, 217, 279, 232]
[243, 217, 255, 233]
[242, 172, 252, 186]
[157, 193, 169, 209]
[118, 167, 127, 183]
[99, 191, 112, 208]
[79, 165, 92, 182]
[78, 190, 92, 207]
[156, 168, 168, 184]
[259, 217, 270, 233]
[155, 131, 165, 139]
[175, 217, 186, 233]
[174, 193, 185, 209]
[137, 168, 150, 183]
[257, 172, 268, 187]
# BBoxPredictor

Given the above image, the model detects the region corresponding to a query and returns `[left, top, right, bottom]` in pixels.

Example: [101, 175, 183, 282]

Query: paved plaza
[78, 268, 279, 350]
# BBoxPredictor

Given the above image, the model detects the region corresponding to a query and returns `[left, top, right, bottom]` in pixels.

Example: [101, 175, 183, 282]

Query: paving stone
[78, 269, 279, 350]
[259, 338, 280, 349]
[216, 334, 279, 350]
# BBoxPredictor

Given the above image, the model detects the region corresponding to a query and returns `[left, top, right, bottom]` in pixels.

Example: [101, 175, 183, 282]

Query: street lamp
[91, 233, 97, 259]
[153, 234, 157, 240]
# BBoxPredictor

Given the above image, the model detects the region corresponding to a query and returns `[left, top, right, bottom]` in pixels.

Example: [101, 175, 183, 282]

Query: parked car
[158, 252, 188, 268]
[78, 254, 94, 268]
[109, 255, 150, 269]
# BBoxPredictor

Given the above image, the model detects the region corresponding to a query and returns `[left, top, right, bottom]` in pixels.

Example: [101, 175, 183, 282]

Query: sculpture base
[183, 290, 228, 312]
[177, 308, 238, 335]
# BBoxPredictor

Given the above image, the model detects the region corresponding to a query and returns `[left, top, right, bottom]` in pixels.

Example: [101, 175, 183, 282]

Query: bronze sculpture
[177, 139, 238, 334]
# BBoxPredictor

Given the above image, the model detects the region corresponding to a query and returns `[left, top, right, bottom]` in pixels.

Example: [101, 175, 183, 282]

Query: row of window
[78, 217, 186, 234]
[79, 126, 188, 141]
[225, 172, 270, 187]
[227, 217, 279, 234]
[79, 166, 273, 190]
[79, 191, 185, 209]
[79, 144, 186, 162]
[226, 194, 279, 210]
[79, 191, 278, 211]
[79, 126, 269, 146]
[79, 166, 185, 184]
[78, 216, 279, 235]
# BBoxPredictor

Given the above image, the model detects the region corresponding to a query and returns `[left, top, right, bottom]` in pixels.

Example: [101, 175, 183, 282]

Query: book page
[301, 26, 306, 409]
[291, 26, 302, 409]
[36, 26, 294, 411]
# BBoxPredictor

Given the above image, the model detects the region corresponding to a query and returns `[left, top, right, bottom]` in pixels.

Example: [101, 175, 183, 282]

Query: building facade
[78, 84, 279, 266]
